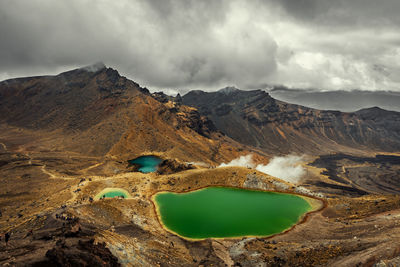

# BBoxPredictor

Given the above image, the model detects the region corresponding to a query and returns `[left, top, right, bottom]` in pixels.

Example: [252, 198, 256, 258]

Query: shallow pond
[94, 188, 130, 200]
[129, 156, 163, 173]
[153, 187, 313, 239]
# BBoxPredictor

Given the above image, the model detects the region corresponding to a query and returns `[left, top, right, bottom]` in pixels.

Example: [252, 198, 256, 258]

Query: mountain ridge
[269, 86, 400, 112]
[182, 88, 400, 154]
[2, 64, 400, 159]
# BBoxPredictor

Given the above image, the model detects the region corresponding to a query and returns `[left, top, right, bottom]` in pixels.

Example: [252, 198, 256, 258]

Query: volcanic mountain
[182, 87, 400, 155]
[0, 64, 251, 164]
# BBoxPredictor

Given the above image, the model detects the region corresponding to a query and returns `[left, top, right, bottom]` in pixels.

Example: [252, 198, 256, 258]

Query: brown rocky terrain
[1, 66, 400, 266]
[1, 150, 400, 266]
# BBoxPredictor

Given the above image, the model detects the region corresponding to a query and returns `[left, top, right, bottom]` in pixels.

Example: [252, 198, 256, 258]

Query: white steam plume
[219, 154, 306, 184]
[255, 155, 306, 184]
[219, 154, 255, 168]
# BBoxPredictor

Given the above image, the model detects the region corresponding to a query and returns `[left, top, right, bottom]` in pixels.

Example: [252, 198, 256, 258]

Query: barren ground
[1, 134, 400, 266]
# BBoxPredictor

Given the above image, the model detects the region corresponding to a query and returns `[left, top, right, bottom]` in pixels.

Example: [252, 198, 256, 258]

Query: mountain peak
[218, 86, 240, 94]
[79, 62, 107, 72]
[358, 106, 385, 112]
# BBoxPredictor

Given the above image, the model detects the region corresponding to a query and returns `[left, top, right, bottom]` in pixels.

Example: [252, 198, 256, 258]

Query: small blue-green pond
[94, 188, 131, 200]
[101, 191, 128, 198]
[129, 156, 163, 173]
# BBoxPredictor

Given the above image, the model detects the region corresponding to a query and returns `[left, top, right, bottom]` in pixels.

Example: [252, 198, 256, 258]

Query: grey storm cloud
[1, 0, 400, 92]
[269, 0, 400, 28]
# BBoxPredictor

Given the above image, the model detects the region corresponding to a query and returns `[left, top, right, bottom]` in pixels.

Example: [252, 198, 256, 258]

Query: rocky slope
[183, 88, 400, 155]
[0, 64, 254, 164]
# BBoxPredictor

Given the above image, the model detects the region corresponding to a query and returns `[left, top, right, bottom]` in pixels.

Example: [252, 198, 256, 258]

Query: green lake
[128, 156, 163, 173]
[94, 188, 130, 200]
[153, 187, 313, 239]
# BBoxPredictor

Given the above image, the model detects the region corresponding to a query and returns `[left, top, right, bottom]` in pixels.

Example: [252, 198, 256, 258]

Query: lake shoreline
[94, 187, 132, 200]
[151, 185, 327, 241]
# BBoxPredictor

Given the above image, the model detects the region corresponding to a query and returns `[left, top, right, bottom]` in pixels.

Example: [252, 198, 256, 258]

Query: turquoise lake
[129, 156, 163, 173]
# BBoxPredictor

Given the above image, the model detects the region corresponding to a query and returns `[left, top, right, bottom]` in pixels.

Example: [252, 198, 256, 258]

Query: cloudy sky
[1, 0, 400, 93]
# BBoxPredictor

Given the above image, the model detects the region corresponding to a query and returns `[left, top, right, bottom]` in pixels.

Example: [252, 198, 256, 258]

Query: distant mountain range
[183, 87, 400, 155]
[269, 86, 400, 112]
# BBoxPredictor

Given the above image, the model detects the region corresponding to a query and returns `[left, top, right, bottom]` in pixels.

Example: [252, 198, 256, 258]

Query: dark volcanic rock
[39, 239, 120, 267]
[310, 154, 400, 194]
[1, 214, 120, 267]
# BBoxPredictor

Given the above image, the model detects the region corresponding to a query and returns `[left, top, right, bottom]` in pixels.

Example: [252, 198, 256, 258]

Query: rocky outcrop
[157, 159, 194, 175]
[1, 214, 119, 266]
[151, 91, 182, 104]
[39, 239, 120, 267]
[152, 92, 218, 138]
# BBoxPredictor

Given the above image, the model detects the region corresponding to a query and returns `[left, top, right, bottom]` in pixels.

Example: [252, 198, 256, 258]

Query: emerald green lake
[128, 156, 163, 173]
[94, 188, 130, 200]
[102, 191, 128, 198]
[154, 187, 312, 239]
